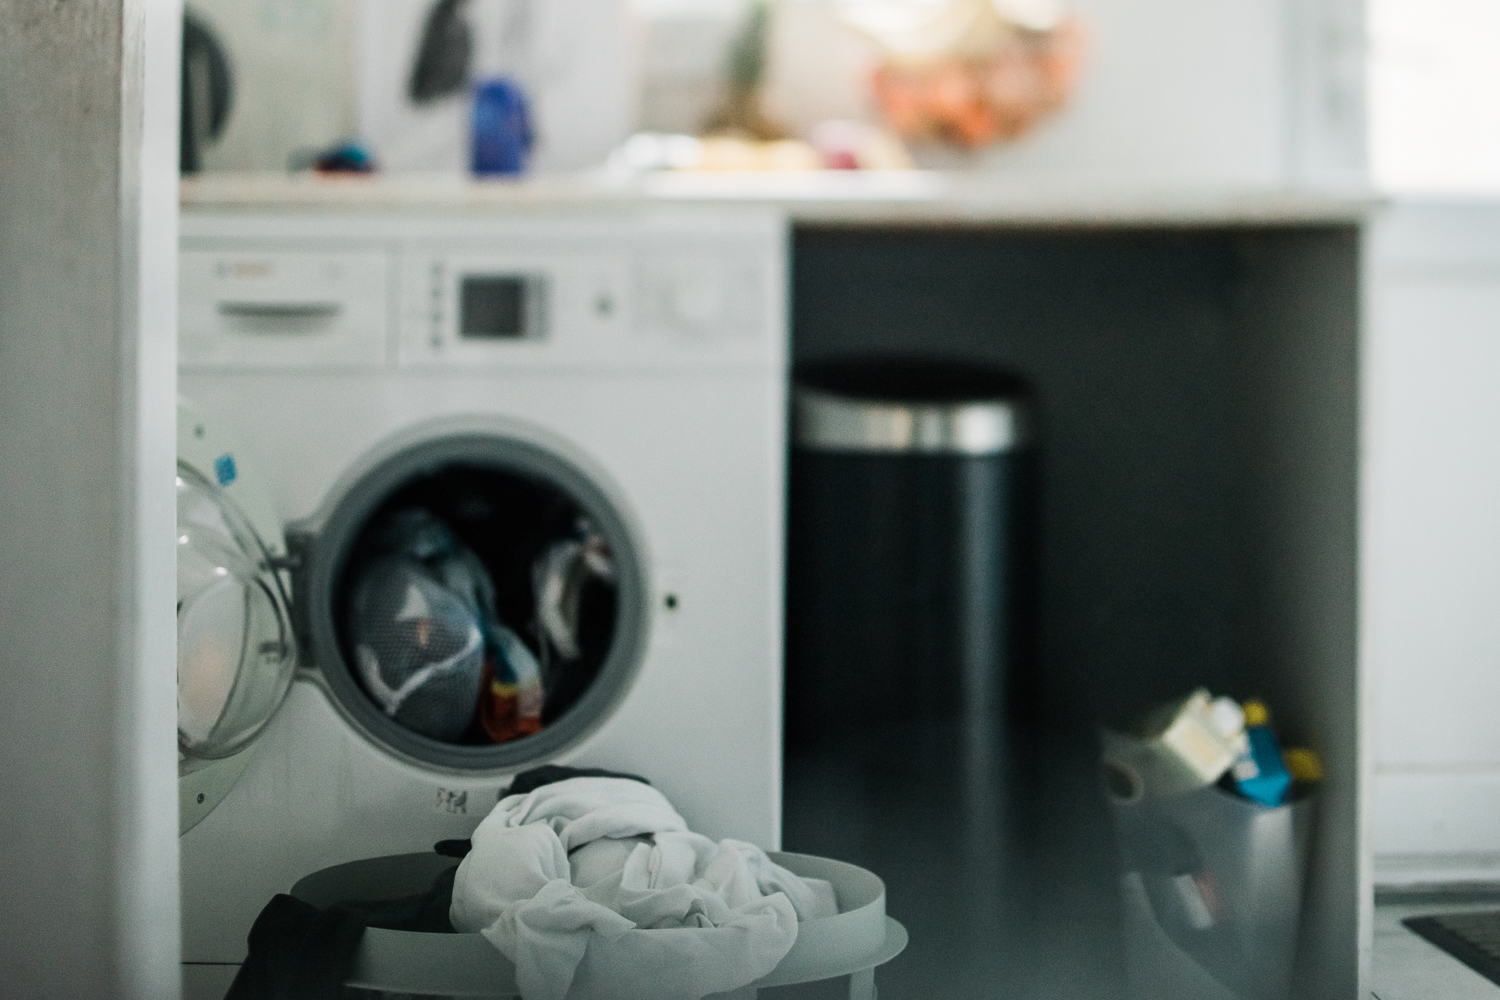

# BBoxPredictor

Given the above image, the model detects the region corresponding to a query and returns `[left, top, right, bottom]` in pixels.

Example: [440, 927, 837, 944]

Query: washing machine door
[177, 399, 297, 833]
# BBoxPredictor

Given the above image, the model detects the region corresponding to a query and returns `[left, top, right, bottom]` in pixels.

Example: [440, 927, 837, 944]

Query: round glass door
[301, 431, 650, 772]
[177, 462, 297, 760]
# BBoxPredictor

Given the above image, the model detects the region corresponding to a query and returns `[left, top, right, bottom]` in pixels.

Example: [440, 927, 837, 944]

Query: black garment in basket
[225, 865, 458, 1000]
[226, 765, 649, 999]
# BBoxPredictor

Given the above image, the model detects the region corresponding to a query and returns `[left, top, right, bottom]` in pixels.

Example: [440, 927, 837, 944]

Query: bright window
[1368, 0, 1500, 193]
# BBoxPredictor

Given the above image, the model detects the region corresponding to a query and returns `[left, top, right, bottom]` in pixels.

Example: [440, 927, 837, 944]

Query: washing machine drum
[175, 401, 648, 795]
[306, 433, 647, 772]
[176, 463, 297, 760]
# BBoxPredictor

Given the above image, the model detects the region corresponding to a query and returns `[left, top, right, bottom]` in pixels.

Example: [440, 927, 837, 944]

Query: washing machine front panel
[178, 208, 787, 969]
[179, 678, 511, 962]
[179, 369, 785, 808]
[177, 371, 786, 964]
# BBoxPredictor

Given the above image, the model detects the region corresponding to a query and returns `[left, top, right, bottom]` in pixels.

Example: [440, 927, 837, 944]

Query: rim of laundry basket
[289, 850, 907, 997]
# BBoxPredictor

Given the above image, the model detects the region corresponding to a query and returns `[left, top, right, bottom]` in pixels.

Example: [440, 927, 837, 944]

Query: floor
[1373, 889, 1500, 1000]
[784, 723, 1126, 1000]
[187, 874, 1500, 1000]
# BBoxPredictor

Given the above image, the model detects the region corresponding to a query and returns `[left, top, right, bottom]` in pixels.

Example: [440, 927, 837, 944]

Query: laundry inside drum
[336, 462, 620, 747]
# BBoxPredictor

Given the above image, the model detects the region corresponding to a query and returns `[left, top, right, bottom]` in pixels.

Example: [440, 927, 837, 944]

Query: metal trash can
[782, 358, 1039, 998]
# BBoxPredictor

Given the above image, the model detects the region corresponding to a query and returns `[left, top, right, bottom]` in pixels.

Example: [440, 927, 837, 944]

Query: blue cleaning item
[1233, 699, 1293, 806]
[471, 78, 532, 176]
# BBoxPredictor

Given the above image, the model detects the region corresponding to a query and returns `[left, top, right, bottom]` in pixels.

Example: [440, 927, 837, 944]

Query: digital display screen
[460, 275, 527, 339]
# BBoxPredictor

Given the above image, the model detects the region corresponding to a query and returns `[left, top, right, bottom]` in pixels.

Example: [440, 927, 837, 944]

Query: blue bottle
[471, 78, 532, 176]
[1233, 699, 1293, 807]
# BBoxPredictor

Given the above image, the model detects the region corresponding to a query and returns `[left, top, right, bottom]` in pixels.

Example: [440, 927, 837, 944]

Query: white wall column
[0, 1, 181, 996]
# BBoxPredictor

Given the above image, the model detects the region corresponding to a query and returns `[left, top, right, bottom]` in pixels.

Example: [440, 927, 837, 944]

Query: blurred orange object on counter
[850, 0, 1088, 149]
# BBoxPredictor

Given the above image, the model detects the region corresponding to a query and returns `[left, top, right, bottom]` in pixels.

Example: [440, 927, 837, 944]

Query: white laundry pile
[450, 777, 838, 1000]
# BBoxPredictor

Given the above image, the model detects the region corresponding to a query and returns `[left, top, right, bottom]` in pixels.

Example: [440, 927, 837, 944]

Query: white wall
[1362, 4, 1500, 880]
[192, 0, 359, 172]
[1367, 201, 1500, 884]
[0, 1, 181, 995]
[973, 0, 1362, 184]
[190, 0, 1364, 184]
[357, 0, 638, 173]
[690, 0, 1365, 185]
[970, 0, 1289, 183]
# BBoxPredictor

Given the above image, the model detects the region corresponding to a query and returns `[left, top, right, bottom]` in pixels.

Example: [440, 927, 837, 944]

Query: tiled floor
[1373, 890, 1500, 1000]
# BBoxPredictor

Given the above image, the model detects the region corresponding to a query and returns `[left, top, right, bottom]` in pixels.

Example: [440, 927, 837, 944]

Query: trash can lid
[793, 359, 1032, 455]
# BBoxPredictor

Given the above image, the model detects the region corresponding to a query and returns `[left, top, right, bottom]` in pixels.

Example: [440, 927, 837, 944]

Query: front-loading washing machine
[174, 204, 788, 994]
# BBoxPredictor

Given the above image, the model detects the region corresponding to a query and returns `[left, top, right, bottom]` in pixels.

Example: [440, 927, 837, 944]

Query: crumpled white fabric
[450, 777, 838, 1000]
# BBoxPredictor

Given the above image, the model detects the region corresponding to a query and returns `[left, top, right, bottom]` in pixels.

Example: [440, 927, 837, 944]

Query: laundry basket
[290, 851, 907, 999]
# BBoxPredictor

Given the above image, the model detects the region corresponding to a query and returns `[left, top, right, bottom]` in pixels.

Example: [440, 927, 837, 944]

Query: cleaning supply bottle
[471, 78, 532, 176]
[1232, 699, 1292, 806]
[1209, 695, 1250, 758]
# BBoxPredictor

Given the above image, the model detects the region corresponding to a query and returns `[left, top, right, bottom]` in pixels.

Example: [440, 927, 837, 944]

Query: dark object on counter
[311, 140, 377, 175]
[783, 356, 1040, 998]
[180, 11, 233, 174]
[1405, 911, 1500, 989]
[409, 0, 473, 104]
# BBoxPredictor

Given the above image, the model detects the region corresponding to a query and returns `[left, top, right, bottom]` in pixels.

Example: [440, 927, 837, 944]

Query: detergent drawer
[180, 248, 391, 368]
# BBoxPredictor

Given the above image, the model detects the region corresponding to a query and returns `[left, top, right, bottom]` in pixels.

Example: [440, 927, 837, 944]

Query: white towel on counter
[450, 777, 839, 1000]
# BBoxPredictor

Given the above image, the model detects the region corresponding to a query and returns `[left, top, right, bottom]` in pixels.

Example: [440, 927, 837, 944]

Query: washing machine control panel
[401, 252, 624, 365]
[179, 210, 786, 372]
[399, 248, 777, 370]
[455, 272, 549, 342]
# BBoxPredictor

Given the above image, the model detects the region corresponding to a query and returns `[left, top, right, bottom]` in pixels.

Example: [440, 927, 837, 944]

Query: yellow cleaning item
[1283, 747, 1324, 784]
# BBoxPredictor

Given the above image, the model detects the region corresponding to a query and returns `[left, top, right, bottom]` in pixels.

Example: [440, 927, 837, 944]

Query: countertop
[181, 171, 1380, 228]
